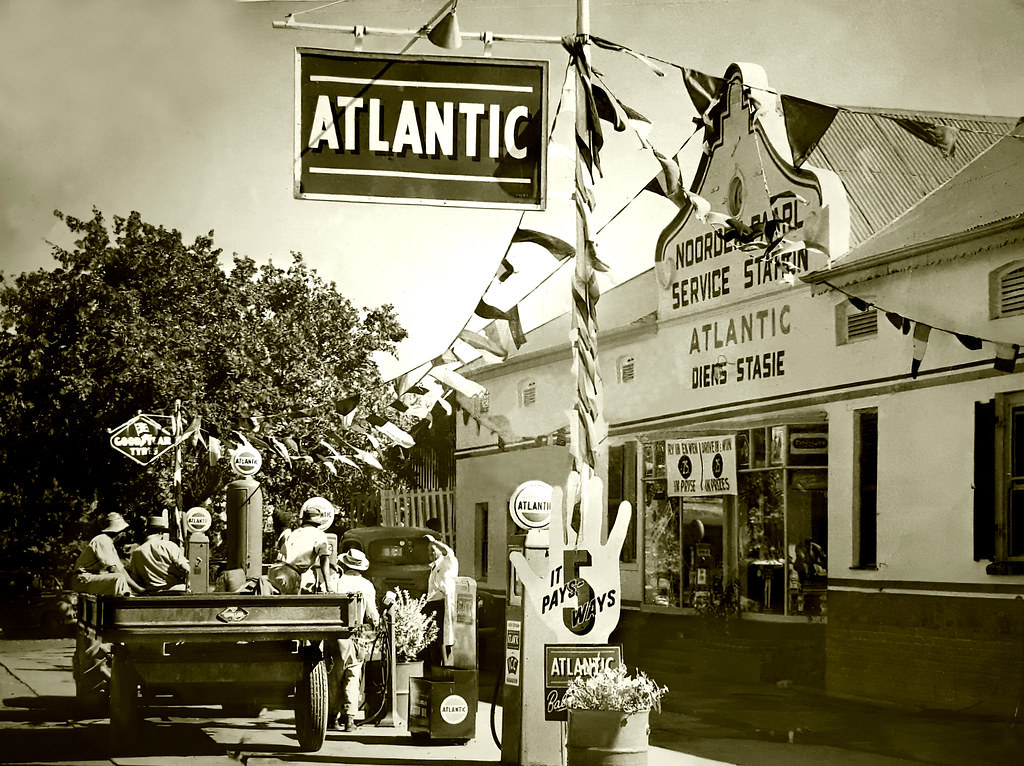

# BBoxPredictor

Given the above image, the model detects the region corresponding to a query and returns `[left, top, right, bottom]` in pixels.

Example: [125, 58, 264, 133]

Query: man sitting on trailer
[326, 547, 379, 731]
[71, 512, 145, 596]
[128, 516, 190, 593]
[267, 497, 333, 595]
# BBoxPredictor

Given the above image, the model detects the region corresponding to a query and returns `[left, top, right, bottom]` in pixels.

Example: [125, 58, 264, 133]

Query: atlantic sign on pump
[295, 48, 547, 209]
[509, 480, 553, 529]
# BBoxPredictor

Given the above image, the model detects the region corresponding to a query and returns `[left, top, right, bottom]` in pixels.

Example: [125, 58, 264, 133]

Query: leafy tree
[0, 208, 410, 578]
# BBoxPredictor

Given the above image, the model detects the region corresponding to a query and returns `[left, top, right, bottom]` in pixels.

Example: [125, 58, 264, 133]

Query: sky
[2, 0, 1023, 380]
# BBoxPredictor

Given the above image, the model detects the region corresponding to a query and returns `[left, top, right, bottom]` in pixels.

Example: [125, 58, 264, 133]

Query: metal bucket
[567, 708, 650, 765]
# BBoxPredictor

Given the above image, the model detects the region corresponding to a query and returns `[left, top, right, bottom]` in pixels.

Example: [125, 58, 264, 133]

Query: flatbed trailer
[75, 591, 361, 751]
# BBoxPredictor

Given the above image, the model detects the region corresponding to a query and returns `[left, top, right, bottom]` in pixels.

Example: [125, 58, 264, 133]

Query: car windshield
[367, 537, 431, 566]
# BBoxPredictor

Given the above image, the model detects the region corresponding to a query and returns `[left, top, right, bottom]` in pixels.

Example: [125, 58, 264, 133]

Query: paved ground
[4, 637, 1024, 765]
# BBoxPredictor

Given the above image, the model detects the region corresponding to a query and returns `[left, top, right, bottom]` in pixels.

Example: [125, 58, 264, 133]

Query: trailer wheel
[73, 627, 110, 706]
[294, 654, 328, 751]
[109, 654, 140, 743]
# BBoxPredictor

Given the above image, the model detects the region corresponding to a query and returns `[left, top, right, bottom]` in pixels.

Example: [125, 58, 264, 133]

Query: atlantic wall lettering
[687, 304, 791, 390]
[667, 199, 811, 310]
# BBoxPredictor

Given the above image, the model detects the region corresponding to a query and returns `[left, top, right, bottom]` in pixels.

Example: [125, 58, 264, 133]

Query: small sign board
[108, 414, 177, 466]
[509, 480, 553, 529]
[295, 48, 547, 210]
[665, 436, 737, 497]
[543, 643, 622, 721]
[230, 445, 262, 477]
[505, 619, 522, 687]
[184, 507, 212, 534]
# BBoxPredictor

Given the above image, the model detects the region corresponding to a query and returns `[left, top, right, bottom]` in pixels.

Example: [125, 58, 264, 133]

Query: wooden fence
[380, 488, 456, 547]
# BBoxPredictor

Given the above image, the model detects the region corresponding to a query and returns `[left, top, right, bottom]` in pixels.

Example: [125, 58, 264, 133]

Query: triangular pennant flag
[885, 311, 905, 332]
[208, 436, 222, 467]
[353, 449, 383, 471]
[512, 229, 575, 261]
[270, 436, 291, 463]
[507, 304, 527, 348]
[495, 255, 515, 282]
[459, 328, 508, 360]
[647, 149, 683, 201]
[365, 413, 388, 428]
[407, 384, 429, 396]
[591, 78, 634, 132]
[847, 295, 871, 312]
[337, 454, 361, 471]
[334, 393, 360, 417]
[911, 323, 932, 378]
[431, 348, 460, 366]
[430, 364, 487, 399]
[376, 421, 415, 449]
[389, 398, 409, 413]
[435, 392, 453, 416]
[182, 416, 202, 448]
[892, 118, 959, 158]
[994, 343, 1020, 373]
[474, 299, 510, 321]
[248, 434, 270, 452]
[681, 67, 724, 121]
[780, 95, 838, 167]
[954, 333, 983, 351]
[588, 35, 666, 76]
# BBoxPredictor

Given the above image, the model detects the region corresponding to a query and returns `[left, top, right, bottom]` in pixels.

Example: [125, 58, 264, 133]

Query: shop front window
[641, 424, 827, 616]
[738, 424, 828, 616]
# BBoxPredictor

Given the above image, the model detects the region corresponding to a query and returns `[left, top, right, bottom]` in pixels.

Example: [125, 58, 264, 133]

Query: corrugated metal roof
[807, 108, 1018, 248]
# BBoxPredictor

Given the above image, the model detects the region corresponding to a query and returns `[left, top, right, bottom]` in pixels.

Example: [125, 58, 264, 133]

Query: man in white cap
[71, 512, 144, 596]
[128, 515, 190, 593]
[267, 497, 333, 595]
[326, 547, 378, 731]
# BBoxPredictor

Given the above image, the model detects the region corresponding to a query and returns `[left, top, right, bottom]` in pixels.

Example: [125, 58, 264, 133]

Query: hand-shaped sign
[510, 470, 632, 644]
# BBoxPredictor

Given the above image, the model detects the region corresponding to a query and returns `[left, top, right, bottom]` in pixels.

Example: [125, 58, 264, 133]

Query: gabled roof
[806, 107, 1019, 247]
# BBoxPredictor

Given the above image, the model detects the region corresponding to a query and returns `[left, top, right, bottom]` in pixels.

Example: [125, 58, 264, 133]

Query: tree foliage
[0, 208, 410, 575]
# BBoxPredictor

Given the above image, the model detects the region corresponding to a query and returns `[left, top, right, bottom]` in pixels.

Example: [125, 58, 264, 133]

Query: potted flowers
[385, 588, 438, 727]
[562, 665, 667, 765]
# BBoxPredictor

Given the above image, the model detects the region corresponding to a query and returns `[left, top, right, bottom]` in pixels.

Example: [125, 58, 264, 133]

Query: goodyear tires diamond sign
[296, 48, 547, 210]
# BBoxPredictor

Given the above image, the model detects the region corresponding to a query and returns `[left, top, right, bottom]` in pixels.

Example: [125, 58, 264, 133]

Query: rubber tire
[294, 655, 329, 751]
[109, 654, 140, 744]
[73, 628, 110, 706]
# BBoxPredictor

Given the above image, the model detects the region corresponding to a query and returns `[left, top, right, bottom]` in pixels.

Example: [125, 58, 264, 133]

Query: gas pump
[500, 481, 565, 766]
[183, 506, 212, 593]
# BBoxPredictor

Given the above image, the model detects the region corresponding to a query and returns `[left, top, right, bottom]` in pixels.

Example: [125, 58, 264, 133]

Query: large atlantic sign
[295, 48, 547, 210]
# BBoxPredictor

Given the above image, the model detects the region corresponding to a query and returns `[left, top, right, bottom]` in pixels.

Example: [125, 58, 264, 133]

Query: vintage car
[0, 570, 77, 638]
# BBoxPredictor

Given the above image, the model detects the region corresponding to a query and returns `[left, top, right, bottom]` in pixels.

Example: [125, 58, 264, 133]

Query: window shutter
[846, 308, 878, 340]
[974, 399, 996, 560]
[999, 265, 1024, 317]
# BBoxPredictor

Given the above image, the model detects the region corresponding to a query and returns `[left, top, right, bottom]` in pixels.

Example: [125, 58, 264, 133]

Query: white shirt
[277, 525, 329, 572]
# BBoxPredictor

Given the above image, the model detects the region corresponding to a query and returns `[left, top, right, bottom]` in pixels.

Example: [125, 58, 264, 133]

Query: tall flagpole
[571, 0, 600, 494]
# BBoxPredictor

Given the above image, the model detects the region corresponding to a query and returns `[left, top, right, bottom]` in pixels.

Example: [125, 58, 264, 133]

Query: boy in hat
[71, 512, 144, 596]
[268, 497, 333, 595]
[128, 515, 190, 593]
[326, 547, 378, 731]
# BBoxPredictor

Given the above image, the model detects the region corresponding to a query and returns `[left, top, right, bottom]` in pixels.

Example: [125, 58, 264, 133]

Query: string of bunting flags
[371, 31, 1023, 465]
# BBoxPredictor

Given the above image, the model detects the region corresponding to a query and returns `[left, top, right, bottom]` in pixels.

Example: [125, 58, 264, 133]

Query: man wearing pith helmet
[267, 497, 333, 594]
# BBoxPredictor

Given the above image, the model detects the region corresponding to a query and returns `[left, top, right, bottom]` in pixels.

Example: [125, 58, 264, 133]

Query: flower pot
[566, 708, 650, 766]
[394, 659, 423, 729]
